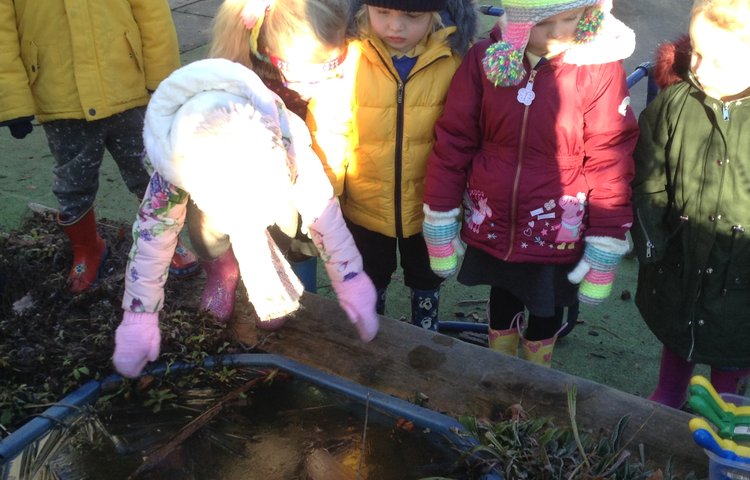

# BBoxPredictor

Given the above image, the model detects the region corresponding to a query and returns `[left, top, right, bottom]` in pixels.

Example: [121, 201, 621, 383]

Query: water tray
[1, 353, 502, 479]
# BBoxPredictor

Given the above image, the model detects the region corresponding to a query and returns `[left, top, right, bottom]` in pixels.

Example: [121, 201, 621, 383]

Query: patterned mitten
[422, 205, 464, 278]
[307, 198, 379, 342]
[567, 236, 630, 305]
[113, 312, 160, 378]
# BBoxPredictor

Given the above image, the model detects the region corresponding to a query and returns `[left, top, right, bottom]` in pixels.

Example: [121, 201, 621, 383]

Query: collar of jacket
[361, 26, 455, 77]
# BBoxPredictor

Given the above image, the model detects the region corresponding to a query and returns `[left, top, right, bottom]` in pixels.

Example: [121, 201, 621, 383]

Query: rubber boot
[411, 288, 440, 330]
[520, 323, 568, 367]
[488, 311, 523, 357]
[199, 247, 240, 323]
[290, 256, 318, 293]
[710, 366, 750, 395]
[557, 302, 580, 338]
[169, 237, 200, 278]
[376, 287, 387, 315]
[60, 209, 108, 294]
[647, 346, 695, 408]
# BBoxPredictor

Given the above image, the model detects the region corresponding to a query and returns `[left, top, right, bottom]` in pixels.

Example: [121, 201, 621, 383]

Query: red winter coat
[423, 27, 639, 265]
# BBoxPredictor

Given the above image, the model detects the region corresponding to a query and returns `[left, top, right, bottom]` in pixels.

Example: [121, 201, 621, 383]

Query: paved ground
[0, 1, 700, 398]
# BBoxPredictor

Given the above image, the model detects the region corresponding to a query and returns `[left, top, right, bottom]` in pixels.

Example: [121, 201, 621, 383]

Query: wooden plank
[230, 292, 706, 476]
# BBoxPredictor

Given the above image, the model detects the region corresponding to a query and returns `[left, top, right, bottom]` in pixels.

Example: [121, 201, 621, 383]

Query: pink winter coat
[423, 25, 639, 265]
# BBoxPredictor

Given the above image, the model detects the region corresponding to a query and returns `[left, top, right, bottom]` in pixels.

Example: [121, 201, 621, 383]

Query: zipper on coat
[395, 81, 405, 238]
[503, 105, 531, 261]
[635, 208, 656, 259]
[687, 280, 702, 362]
[503, 64, 543, 261]
[722, 102, 730, 121]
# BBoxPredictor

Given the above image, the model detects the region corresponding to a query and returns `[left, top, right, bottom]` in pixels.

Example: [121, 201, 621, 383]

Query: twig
[589, 324, 623, 340]
[129, 372, 274, 478]
[357, 393, 370, 480]
[566, 384, 591, 470]
[456, 299, 488, 306]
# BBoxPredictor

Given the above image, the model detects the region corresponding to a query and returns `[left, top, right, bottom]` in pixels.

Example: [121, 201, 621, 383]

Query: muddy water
[46, 377, 465, 479]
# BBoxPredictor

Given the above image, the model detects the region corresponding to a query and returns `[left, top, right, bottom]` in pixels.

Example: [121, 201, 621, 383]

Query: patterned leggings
[43, 107, 150, 224]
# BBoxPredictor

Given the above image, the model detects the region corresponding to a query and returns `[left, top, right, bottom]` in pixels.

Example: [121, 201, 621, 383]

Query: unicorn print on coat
[464, 190, 493, 234]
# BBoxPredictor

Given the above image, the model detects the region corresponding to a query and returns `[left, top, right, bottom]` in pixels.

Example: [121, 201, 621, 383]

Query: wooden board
[230, 292, 707, 476]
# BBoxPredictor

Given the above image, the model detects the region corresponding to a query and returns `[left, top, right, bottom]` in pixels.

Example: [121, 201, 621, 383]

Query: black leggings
[488, 287, 564, 341]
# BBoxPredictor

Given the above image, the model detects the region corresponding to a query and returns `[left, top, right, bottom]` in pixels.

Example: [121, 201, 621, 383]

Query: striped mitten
[568, 236, 630, 305]
[422, 205, 464, 278]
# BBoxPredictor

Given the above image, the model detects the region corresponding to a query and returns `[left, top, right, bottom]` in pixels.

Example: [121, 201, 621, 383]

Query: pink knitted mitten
[113, 312, 160, 378]
[332, 272, 379, 342]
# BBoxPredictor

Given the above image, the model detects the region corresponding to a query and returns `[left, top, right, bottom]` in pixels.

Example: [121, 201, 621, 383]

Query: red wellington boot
[169, 237, 200, 278]
[60, 209, 108, 293]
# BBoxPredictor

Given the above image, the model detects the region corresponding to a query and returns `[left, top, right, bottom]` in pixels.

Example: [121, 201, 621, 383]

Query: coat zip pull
[635, 208, 655, 259]
[722, 103, 730, 121]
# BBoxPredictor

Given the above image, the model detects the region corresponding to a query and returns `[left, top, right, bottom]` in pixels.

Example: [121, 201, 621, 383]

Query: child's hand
[5, 116, 34, 139]
[568, 236, 631, 305]
[112, 311, 160, 378]
[332, 272, 379, 342]
[423, 205, 464, 278]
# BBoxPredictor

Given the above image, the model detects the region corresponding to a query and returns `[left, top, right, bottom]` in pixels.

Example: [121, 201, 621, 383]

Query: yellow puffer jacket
[314, 28, 461, 239]
[0, 0, 179, 123]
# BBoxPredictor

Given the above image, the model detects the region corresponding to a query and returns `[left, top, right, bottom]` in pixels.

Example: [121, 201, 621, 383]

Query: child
[112, 0, 379, 378]
[0, 1, 198, 293]
[631, 0, 750, 407]
[207, 0, 355, 295]
[321, 0, 477, 330]
[423, 0, 639, 366]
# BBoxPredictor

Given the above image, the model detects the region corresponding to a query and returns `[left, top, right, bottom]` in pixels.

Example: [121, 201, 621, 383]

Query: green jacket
[0, 0, 179, 123]
[632, 54, 750, 366]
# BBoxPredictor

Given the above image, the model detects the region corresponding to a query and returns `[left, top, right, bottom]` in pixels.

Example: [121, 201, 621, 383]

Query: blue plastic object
[0, 354, 503, 479]
[290, 256, 318, 293]
[479, 4, 505, 16]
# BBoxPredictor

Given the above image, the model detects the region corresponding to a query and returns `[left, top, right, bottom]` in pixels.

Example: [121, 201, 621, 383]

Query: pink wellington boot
[647, 346, 696, 408]
[199, 247, 240, 323]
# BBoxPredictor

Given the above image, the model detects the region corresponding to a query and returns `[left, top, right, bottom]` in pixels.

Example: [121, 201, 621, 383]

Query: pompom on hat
[483, 0, 634, 86]
[363, 0, 448, 12]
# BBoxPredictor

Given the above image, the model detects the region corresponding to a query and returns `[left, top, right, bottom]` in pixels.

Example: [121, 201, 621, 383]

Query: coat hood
[143, 58, 312, 320]
[348, 0, 479, 56]
[652, 35, 691, 90]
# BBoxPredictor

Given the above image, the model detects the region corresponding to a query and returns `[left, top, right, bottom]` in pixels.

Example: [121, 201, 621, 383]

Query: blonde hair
[209, 0, 350, 81]
[354, 5, 443, 39]
[692, 0, 750, 36]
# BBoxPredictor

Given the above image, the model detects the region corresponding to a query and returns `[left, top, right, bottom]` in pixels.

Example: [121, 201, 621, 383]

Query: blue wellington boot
[411, 288, 440, 331]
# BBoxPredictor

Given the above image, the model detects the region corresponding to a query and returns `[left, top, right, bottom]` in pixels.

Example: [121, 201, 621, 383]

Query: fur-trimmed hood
[143, 58, 322, 321]
[652, 35, 692, 90]
[348, 0, 479, 56]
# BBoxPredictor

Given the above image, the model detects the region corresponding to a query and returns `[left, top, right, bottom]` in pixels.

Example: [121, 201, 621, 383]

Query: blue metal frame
[1, 354, 503, 479]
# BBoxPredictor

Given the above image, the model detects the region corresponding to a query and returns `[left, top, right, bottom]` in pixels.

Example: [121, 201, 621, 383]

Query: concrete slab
[171, 10, 214, 54]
